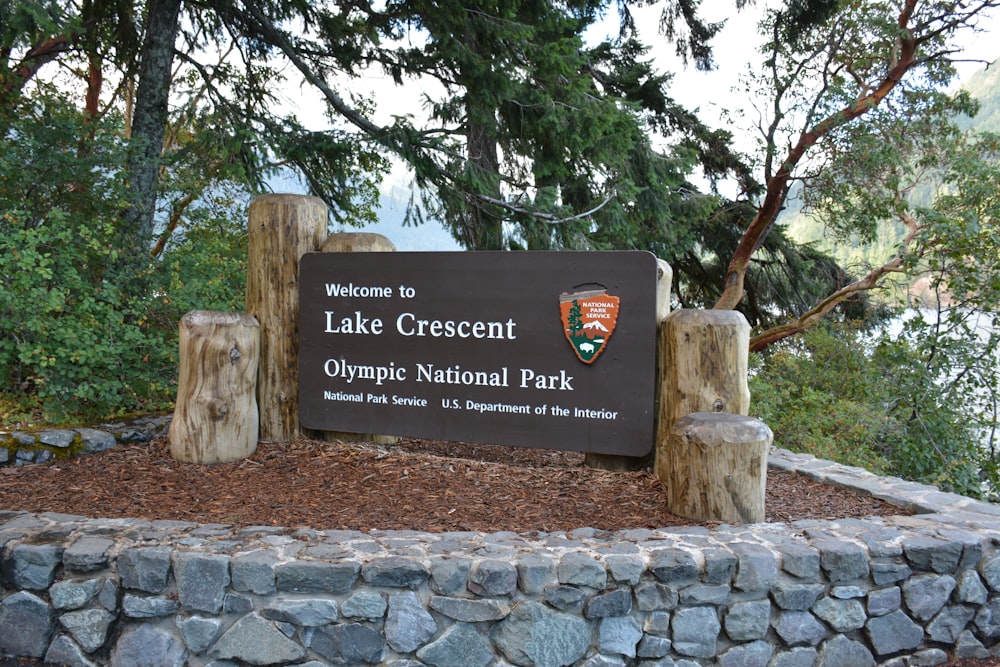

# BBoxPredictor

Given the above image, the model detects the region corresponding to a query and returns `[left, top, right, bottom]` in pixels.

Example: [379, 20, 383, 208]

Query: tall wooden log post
[320, 232, 399, 445]
[665, 412, 772, 523]
[655, 309, 756, 519]
[170, 311, 260, 464]
[586, 258, 673, 471]
[246, 194, 328, 442]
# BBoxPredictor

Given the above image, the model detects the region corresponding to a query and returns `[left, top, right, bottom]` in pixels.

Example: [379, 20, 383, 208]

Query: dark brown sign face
[298, 251, 657, 456]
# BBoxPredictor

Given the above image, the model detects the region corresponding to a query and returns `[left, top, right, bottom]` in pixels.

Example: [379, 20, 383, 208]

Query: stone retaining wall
[2, 446, 1000, 666]
[0, 416, 171, 467]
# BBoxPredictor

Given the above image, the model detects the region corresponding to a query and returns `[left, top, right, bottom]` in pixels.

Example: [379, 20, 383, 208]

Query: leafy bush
[0, 95, 248, 423]
[751, 323, 988, 498]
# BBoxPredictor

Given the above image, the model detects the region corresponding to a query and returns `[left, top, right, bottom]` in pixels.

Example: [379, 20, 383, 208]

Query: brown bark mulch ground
[3, 436, 1000, 665]
[1, 435, 903, 532]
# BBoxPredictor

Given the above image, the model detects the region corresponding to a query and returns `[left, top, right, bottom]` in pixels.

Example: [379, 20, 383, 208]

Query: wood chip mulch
[0, 436, 908, 532]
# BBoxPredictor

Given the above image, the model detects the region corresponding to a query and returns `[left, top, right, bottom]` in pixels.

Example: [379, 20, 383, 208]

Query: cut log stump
[661, 412, 772, 523]
[170, 311, 260, 464]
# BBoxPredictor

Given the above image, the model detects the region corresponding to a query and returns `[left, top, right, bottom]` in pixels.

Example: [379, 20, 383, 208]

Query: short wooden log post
[655, 308, 751, 483]
[170, 311, 260, 464]
[246, 194, 328, 442]
[320, 232, 399, 445]
[586, 258, 673, 471]
[663, 412, 772, 523]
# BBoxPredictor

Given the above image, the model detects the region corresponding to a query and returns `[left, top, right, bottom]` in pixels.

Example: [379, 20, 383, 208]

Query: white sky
[277, 1, 999, 198]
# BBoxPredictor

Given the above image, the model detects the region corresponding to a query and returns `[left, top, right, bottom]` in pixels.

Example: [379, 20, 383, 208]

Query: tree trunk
[662, 412, 772, 523]
[122, 0, 182, 250]
[246, 194, 328, 442]
[655, 309, 751, 483]
[585, 258, 673, 471]
[170, 311, 260, 464]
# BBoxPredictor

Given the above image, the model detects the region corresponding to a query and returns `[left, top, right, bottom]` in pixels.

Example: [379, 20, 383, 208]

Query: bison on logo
[559, 288, 620, 364]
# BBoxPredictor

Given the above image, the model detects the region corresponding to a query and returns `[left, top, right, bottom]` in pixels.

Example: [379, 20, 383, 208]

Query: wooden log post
[586, 258, 673, 471]
[246, 194, 328, 442]
[655, 309, 751, 483]
[320, 232, 399, 446]
[664, 412, 772, 523]
[170, 311, 260, 464]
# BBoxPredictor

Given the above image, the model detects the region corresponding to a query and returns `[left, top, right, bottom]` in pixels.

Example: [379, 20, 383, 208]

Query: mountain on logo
[559, 287, 620, 364]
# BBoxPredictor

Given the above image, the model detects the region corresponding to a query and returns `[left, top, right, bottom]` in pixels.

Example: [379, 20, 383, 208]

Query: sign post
[298, 251, 658, 456]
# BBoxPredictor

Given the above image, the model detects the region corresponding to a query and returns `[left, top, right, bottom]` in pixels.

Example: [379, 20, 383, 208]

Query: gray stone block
[703, 548, 738, 584]
[902, 535, 963, 574]
[644, 610, 671, 636]
[516, 553, 555, 593]
[544, 584, 588, 612]
[0, 590, 55, 658]
[772, 610, 828, 646]
[386, 590, 437, 653]
[64, 536, 114, 572]
[50, 577, 102, 610]
[872, 560, 912, 585]
[429, 595, 510, 622]
[491, 600, 590, 667]
[867, 586, 901, 617]
[957, 569, 989, 605]
[417, 622, 494, 667]
[231, 549, 279, 594]
[717, 639, 773, 667]
[586, 588, 633, 618]
[811, 596, 866, 632]
[771, 646, 818, 667]
[598, 615, 642, 657]
[174, 552, 230, 613]
[955, 629, 990, 659]
[731, 542, 778, 592]
[45, 634, 99, 667]
[362, 556, 430, 588]
[671, 606, 720, 658]
[342, 591, 387, 619]
[177, 615, 224, 653]
[111, 622, 187, 667]
[649, 549, 699, 585]
[99, 578, 118, 612]
[865, 609, 923, 655]
[815, 539, 869, 582]
[634, 580, 678, 611]
[3, 541, 61, 590]
[637, 634, 671, 659]
[558, 552, 607, 589]
[771, 582, 825, 611]
[604, 554, 644, 585]
[926, 604, 976, 643]
[816, 635, 874, 667]
[262, 597, 340, 627]
[902, 573, 956, 621]
[724, 598, 771, 641]
[122, 593, 180, 618]
[309, 622, 385, 664]
[679, 583, 730, 606]
[118, 546, 172, 593]
[776, 543, 820, 579]
[468, 559, 518, 596]
[39, 429, 76, 448]
[59, 608, 115, 653]
[275, 560, 359, 594]
[210, 612, 306, 664]
[75, 428, 117, 454]
[429, 556, 472, 596]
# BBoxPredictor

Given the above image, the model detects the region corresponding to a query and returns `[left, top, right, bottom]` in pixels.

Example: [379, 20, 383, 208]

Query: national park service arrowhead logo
[559, 287, 620, 364]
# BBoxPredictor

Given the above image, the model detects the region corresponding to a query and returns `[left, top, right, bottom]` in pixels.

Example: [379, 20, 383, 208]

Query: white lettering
[396, 313, 517, 340]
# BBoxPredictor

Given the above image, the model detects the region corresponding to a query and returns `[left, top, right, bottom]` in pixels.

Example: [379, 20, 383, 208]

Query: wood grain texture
[245, 194, 328, 441]
[169, 311, 260, 463]
[655, 309, 751, 484]
[664, 412, 772, 523]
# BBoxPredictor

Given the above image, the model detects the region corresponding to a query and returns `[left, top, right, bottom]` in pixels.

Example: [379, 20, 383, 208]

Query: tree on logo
[567, 300, 583, 335]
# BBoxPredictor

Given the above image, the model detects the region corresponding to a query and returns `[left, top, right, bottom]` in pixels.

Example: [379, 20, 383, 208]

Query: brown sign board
[298, 251, 657, 456]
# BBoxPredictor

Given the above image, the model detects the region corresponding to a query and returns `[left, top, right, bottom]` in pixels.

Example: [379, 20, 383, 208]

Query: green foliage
[0, 93, 248, 423]
[751, 323, 991, 498]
